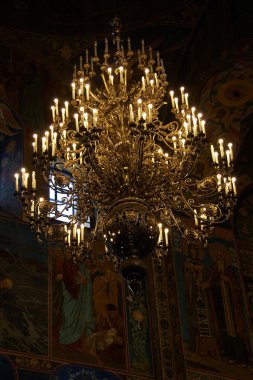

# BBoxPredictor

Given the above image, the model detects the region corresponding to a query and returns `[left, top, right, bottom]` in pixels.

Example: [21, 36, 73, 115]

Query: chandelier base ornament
[14, 19, 237, 279]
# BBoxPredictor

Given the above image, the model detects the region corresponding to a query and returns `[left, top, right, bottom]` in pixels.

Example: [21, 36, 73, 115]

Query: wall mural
[51, 240, 154, 376]
[0, 217, 48, 355]
[0, 101, 23, 216]
[126, 275, 153, 375]
[171, 227, 253, 379]
[198, 56, 253, 147]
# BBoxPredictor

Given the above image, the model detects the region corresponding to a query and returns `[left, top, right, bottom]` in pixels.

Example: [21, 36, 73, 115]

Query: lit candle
[217, 174, 222, 192]
[74, 113, 79, 132]
[42, 137, 46, 153]
[14, 173, 19, 191]
[32, 171, 36, 189]
[148, 103, 153, 122]
[169, 91, 175, 107]
[164, 228, 169, 246]
[214, 151, 219, 164]
[84, 112, 89, 129]
[24, 172, 29, 189]
[61, 108, 66, 123]
[73, 223, 77, 239]
[219, 138, 224, 157]
[184, 93, 189, 108]
[210, 144, 215, 162]
[54, 98, 59, 116]
[51, 106, 56, 122]
[45, 131, 49, 151]
[33, 134, 38, 152]
[85, 83, 90, 101]
[49, 125, 54, 142]
[158, 223, 163, 243]
[129, 104, 134, 122]
[142, 76, 146, 91]
[71, 82, 75, 100]
[174, 97, 179, 112]
[64, 101, 69, 118]
[21, 168, 25, 186]
[137, 98, 142, 120]
[80, 223, 85, 241]
[228, 143, 234, 161]
[226, 150, 231, 167]
[93, 108, 98, 128]
[77, 228, 80, 245]
[119, 66, 124, 83]
[231, 177, 237, 195]
[180, 86, 185, 104]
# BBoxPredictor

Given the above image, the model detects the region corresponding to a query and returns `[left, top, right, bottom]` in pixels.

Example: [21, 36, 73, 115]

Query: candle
[14, 173, 19, 191]
[71, 82, 75, 100]
[24, 172, 29, 189]
[119, 66, 124, 83]
[33, 134, 38, 152]
[142, 76, 146, 92]
[32, 171, 36, 189]
[61, 108, 66, 123]
[42, 137, 46, 153]
[226, 150, 231, 167]
[169, 91, 175, 107]
[231, 177, 237, 195]
[74, 113, 79, 132]
[73, 223, 77, 239]
[164, 228, 169, 246]
[180, 86, 185, 104]
[54, 98, 59, 116]
[148, 103, 153, 122]
[210, 145, 215, 162]
[219, 138, 224, 157]
[158, 223, 163, 243]
[81, 223, 85, 241]
[184, 93, 189, 108]
[94, 41, 97, 57]
[85, 83, 90, 101]
[137, 98, 142, 120]
[129, 104, 134, 122]
[45, 131, 49, 151]
[77, 228, 80, 245]
[51, 106, 55, 122]
[21, 168, 26, 186]
[64, 101, 69, 118]
[228, 143, 234, 161]
[174, 97, 179, 112]
[85, 48, 89, 64]
[93, 108, 98, 128]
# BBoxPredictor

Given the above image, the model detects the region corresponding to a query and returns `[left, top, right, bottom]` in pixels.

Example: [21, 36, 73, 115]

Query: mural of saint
[52, 247, 126, 369]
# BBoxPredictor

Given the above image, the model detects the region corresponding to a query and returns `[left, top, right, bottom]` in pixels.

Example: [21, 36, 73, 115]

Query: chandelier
[14, 18, 237, 280]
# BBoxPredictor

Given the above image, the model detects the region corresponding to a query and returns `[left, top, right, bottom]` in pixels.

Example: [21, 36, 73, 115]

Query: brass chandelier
[14, 19, 237, 278]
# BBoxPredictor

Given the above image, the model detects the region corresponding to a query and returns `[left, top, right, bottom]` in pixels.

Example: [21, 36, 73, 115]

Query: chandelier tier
[14, 21, 237, 275]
